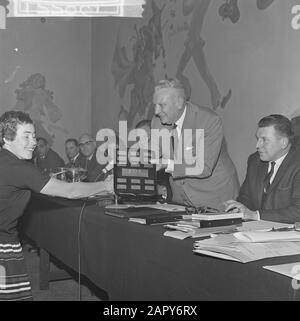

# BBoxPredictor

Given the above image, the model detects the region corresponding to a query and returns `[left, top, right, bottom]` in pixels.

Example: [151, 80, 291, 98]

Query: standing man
[78, 133, 106, 182]
[65, 138, 86, 168]
[225, 114, 300, 223]
[0, 111, 113, 300]
[34, 137, 64, 174]
[151, 79, 239, 210]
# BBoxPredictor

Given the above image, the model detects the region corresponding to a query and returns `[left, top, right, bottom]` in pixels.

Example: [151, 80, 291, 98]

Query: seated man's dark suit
[65, 153, 86, 168]
[238, 146, 300, 223]
[85, 152, 106, 182]
[35, 148, 64, 174]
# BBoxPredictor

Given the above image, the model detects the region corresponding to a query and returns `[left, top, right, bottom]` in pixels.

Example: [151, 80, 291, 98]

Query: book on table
[105, 205, 186, 221]
[191, 212, 243, 221]
[128, 212, 185, 225]
[163, 224, 240, 240]
[177, 217, 242, 228]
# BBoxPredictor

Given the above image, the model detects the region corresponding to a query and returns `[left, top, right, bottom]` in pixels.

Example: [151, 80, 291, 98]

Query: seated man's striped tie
[261, 161, 276, 208]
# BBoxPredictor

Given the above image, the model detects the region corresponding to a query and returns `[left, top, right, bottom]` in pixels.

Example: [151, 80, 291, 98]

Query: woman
[0, 110, 113, 300]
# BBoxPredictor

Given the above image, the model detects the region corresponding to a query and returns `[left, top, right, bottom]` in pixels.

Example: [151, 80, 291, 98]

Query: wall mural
[175, 0, 231, 110]
[14, 73, 67, 146]
[111, 0, 278, 129]
[218, 0, 276, 23]
[111, 0, 166, 129]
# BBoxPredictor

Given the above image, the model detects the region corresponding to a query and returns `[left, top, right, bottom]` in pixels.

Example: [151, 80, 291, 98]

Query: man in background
[34, 137, 64, 175]
[78, 133, 107, 182]
[65, 138, 86, 168]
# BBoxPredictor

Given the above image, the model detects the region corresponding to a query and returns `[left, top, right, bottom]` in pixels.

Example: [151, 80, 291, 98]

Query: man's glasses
[79, 141, 94, 148]
[185, 206, 220, 214]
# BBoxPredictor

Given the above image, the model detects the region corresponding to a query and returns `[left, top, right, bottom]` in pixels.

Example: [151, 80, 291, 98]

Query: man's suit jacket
[35, 148, 64, 173]
[151, 102, 240, 209]
[238, 146, 300, 223]
[65, 153, 86, 169]
[85, 152, 107, 182]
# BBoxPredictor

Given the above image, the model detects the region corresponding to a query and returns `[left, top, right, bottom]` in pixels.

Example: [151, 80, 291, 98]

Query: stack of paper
[105, 203, 186, 212]
[129, 212, 183, 225]
[234, 230, 300, 242]
[263, 262, 300, 280]
[164, 225, 238, 240]
[191, 212, 243, 220]
[193, 220, 300, 263]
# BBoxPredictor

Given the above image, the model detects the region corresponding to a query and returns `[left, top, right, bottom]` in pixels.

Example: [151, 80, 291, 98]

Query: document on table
[233, 220, 299, 243]
[164, 225, 238, 240]
[263, 262, 300, 280]
[236, 220, 293, 232]
[193, 241, 300, 263]
[163, 220, 292, 241]
[234, 231, 300, 243]
[193, 224, 300, 263]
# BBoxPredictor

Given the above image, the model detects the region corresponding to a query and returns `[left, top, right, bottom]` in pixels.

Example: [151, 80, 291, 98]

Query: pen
[271, 226, 295, 232]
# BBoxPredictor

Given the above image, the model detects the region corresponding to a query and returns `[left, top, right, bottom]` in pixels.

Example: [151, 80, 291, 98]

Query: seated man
[78, 133, 107, 182]
[65, 138, 86, 168]
[151, 79, 240, 210]
[34, 137, 64, 174]
[225, 114, 300, 223]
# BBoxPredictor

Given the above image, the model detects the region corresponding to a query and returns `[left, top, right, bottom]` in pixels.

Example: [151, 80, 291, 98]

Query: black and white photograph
[1, 0, 300, 305]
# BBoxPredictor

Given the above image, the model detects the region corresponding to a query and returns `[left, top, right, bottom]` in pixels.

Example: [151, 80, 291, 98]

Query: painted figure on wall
[175, 0, 231, 110]
[218, 0, 240, 23]
[256, 0, 276, 10]
[218, 0, 276, 23]
[14, 73, 67, 146]
[111, 0, 167, 128]
[111, 0, 277, 123]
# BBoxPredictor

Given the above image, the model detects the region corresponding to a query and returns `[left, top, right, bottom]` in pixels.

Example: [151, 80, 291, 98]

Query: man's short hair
[65, 138, 79, 146]
[0, 110, 33, 145]
[154, 78, 186, 100]
[258, 114, 294, 140]
[36, 137, 48, 145]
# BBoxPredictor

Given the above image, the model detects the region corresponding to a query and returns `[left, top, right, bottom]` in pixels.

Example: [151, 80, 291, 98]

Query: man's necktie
[261, 161, 276, 208]
[171, 124, 177, 151]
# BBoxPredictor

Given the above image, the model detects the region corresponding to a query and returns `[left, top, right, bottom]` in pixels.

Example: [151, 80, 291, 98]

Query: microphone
[93, 160, 114, 182]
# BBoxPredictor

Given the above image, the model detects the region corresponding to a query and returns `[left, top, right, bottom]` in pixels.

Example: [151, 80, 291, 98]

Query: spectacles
[79, 141, 94, 147]
[185, 206, 220, 214]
